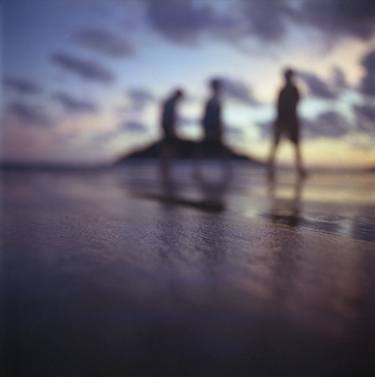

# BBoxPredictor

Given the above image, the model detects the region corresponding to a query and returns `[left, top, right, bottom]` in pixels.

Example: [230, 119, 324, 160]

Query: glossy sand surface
[2, 163, 375, 376]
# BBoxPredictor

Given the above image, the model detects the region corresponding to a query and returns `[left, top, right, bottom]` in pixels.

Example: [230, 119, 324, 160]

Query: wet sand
[2, 162, 375, 376]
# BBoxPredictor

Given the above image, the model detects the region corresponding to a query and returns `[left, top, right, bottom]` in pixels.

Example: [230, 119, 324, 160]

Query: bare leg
[160, 142, 174, 181]
[268, 139, 279, 178]
[295, 143, 306, 177]
[218, 142, 233, 180]
[192, 141, 203, 180]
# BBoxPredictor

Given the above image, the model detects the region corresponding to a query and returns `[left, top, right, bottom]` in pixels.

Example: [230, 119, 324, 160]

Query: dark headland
[115, 138, 263, 165]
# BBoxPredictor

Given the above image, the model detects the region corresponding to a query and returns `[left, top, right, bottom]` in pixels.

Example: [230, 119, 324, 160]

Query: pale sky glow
[2, 0, 375, 167]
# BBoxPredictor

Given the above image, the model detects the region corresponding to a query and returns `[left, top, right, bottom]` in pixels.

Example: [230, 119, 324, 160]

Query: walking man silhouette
[268, 68, 306, 177]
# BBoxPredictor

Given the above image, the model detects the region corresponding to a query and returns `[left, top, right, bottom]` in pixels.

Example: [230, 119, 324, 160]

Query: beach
[2, 162, 375, 376]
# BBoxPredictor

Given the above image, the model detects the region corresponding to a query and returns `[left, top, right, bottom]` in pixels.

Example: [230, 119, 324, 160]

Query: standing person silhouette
[268, 68, 306, 178]
[202, 78, 223, 156]
[160, 88, 184, 180]
[194, 78, 231, 179]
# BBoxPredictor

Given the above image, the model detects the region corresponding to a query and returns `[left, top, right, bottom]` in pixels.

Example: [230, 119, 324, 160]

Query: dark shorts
[273, 118, 300, 145]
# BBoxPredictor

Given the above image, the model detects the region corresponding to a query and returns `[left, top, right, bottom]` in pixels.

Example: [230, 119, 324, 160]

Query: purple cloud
[221, 77, 260, 106]
[73, 28, 134, 58]
[51, 52, 114, 83]
[119, 120, 148, 133]
[354, 103, 375, 134]
[143, 0, 237, 44]
[52, 92, 99, 114]
[139, 0, 375, 47]
[304, 110, 351, 138]
[7, 101, 52, 126]
[331, 67, 348, 90]
[298, 0, 375, 41]
[126, 88, 156, 111]
[3, 76, 42, 95]
[360, 49, 375, 96]
[298, 70, 338, 99]
[239, 0, 296, 42]
[257, 110, 351, 139]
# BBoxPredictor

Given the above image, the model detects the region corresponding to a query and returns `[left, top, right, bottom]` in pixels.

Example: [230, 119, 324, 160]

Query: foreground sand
[2, 163, 375, 376]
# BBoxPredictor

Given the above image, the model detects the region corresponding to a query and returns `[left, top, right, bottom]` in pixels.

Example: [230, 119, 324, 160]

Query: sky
[1, 0, 375, 167]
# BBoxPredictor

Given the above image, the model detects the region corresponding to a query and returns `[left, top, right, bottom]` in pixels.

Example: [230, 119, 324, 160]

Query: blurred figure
[195, 170, 230, 214]
[268, 68, 306, 178]
[267, 175, 304, 227]
[195, 78, 231, 178]
[202, 78, 224, 156]
[160, 88, 184, 179]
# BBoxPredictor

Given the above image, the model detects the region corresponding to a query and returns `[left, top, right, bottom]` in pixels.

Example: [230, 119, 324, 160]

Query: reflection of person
[160, 88, 184, 179]
[268, 68, 306, 177]
[267, 175, 304, 227]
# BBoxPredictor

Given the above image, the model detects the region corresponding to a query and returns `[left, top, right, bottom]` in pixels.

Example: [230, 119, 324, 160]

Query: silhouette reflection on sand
[3, 166, 375, 377]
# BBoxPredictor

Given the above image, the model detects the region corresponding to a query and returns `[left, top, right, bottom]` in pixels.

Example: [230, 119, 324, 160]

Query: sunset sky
[2, 0, 375, 167]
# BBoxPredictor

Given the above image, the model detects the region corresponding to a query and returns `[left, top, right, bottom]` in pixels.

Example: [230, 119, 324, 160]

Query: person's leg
[160, 140, 174, 181]
[268, 129, 280, 177]
[294, 142, 306, 177]
[217, 140, 233, 180]
[192, 139, 204, 179]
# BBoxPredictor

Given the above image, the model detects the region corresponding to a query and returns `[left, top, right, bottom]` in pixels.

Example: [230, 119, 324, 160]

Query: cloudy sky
[1, 0, 375, 167]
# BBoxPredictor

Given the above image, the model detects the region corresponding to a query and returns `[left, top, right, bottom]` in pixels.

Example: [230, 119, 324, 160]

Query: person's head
[172, 88, 184, 101]
[283, 68, 295, 83]
[209, 78, 222, 96]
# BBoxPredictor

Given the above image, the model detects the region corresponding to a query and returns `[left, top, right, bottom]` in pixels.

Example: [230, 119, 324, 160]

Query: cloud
[139, 0, 375, 48]
[331, 67, 348, 90]
[51, 52, 114, 83]
[360, 49, 375, 96]
[298, 70, 338, 99]
[126, 88, 156, 111]
[84, 120, 148, 148]
[257, 110, 351, 139]
[353, 103, 375, 133]
[221, 77, 260, 106]
[354, 103, 375, 123]
[141, 0, 293, 45]
[89, 130, 118, 144]
[256, 119, 273, 139]
[239, 0, 296, 42]
[304, 111, 351, 138]
[6, 101, 53, 126]
[298, 0, 375, 41]
[119, 120, 148, 133]
[178, 116, 198, 127]
[51, 92, 99, 114]
[73, 28, 134, 58]
[3, 76, 42, 95]
[226, 126, 243, 137]
[143, 0, 237, 44]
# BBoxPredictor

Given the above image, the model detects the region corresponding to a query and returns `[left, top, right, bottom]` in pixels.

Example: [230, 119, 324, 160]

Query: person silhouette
[160, 88, 184, 179]
[194, 78, 231, 179]
[268, 68, 306, 177]
[194, 78, 231, 178]
[202, 78, 223, 156]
